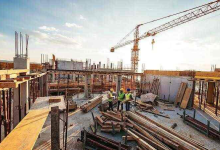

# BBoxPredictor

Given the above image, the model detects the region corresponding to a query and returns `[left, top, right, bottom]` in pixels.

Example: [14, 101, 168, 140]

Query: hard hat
[127, 88, 130, 92]
[110, 88, 114, 92]
[120, 88, 124, 91]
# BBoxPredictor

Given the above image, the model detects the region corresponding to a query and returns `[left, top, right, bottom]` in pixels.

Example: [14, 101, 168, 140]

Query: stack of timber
[80, 95, 103, 113]
[124, 111, 207, 150]
[95, 111, 133, 133]
[78, 130, 131, 150]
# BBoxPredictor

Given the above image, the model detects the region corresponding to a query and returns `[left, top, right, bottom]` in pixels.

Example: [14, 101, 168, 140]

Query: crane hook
[151, 39, 155, 50]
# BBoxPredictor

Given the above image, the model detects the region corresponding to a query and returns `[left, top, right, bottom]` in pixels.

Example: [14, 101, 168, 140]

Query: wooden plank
[0, 109, 49, 150]
[180, 88, 192, 109]
[49, 98, 61, 103]
[174, 82, 187, 106]
[0, 69, 29, 75]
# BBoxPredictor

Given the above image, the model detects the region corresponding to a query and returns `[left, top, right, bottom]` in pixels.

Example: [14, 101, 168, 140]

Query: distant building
[56, 59, 84, 70]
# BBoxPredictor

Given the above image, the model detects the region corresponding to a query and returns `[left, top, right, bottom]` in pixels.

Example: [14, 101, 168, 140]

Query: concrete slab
[31, 96, 66, 111]
[33, 94, 220, 150]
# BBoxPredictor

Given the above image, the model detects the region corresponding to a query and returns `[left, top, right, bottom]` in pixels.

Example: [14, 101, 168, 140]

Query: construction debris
[140, 93, 157, 103]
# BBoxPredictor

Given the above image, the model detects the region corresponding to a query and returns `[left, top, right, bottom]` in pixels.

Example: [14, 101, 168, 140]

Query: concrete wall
[145, 74, 193, 102]
[57, 60, 83, 70]
[13, 57, 30, 71]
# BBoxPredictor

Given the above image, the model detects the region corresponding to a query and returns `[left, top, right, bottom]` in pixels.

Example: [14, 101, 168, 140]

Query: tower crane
[110, 0, 220, 72]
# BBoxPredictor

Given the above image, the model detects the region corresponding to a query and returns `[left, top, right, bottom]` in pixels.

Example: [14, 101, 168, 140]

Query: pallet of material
[80, 95, 103, 113]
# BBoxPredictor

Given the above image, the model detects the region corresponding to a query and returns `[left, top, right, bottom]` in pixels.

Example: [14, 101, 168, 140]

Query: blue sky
[0, 0, 220, 71]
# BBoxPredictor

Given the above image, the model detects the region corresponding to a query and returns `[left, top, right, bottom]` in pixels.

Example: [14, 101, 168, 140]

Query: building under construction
[1, 0, 220, 150]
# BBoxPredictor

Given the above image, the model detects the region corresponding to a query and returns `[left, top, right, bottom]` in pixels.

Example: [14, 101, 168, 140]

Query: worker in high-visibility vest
[117, 88, 125, 111]
[108, 88, 114, 111]
[124, 88, 133, 111]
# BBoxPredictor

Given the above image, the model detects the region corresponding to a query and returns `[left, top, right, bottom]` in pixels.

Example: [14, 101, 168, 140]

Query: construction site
[1, 0, 220, 150]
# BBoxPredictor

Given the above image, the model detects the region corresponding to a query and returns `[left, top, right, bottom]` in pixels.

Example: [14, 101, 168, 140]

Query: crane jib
[112, 0, 220, 50]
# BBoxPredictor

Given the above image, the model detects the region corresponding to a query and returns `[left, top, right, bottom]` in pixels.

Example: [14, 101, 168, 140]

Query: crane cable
[115, 0, 218, 46]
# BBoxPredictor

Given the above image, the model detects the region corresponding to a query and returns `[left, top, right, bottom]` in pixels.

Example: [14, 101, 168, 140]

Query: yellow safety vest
[118, 92, 125, 101]
[108, 92, 113, 102]
[125, 93, 131, 100]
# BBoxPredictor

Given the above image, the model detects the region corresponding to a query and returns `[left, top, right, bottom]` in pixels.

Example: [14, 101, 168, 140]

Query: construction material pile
[93, 110, 207, 149]
[125, 111, 207, 150]
[95, 111, 133, 133]
[80, 95, 103, 113]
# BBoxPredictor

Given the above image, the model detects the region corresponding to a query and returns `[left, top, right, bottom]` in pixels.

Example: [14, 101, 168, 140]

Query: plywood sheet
[174, 82, 187, 106]
[0, 109, 49, 150]
[180, 88, 192, 109]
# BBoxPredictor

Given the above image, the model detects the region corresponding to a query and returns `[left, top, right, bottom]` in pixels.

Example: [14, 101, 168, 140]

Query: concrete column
[116, 75, 122, 95]
[13, 57, 30, 127]
[20, 82, 28, 117]
[51, 106, 60, 150]
[13, 87, 20, 127]
[84, 74, 91, 98]
[73, 74, 76, 82]
[207, 82, 215, 104]
[46, 74, 48, 96]
[39, 76, 44, 97]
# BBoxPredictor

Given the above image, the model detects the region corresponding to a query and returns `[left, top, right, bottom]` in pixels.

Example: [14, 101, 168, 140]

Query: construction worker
[125, 88, 133, 111]
[108, 88, 114, 111]
[117, 88, 125, 111]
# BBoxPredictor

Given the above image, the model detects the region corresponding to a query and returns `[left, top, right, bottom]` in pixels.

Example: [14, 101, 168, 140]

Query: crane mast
[131, 24, 142, 72]
[110, 0, 220, 72]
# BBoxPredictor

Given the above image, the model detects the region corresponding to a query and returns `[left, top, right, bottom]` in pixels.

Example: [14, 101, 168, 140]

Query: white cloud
[79, 15, 86, 20]
[30, 30, 78, 46]
[0, 33, 4, 38]
[32, 30, 49, 39]
[39, 26, 58, 32]
[65, 23, 82, 28]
